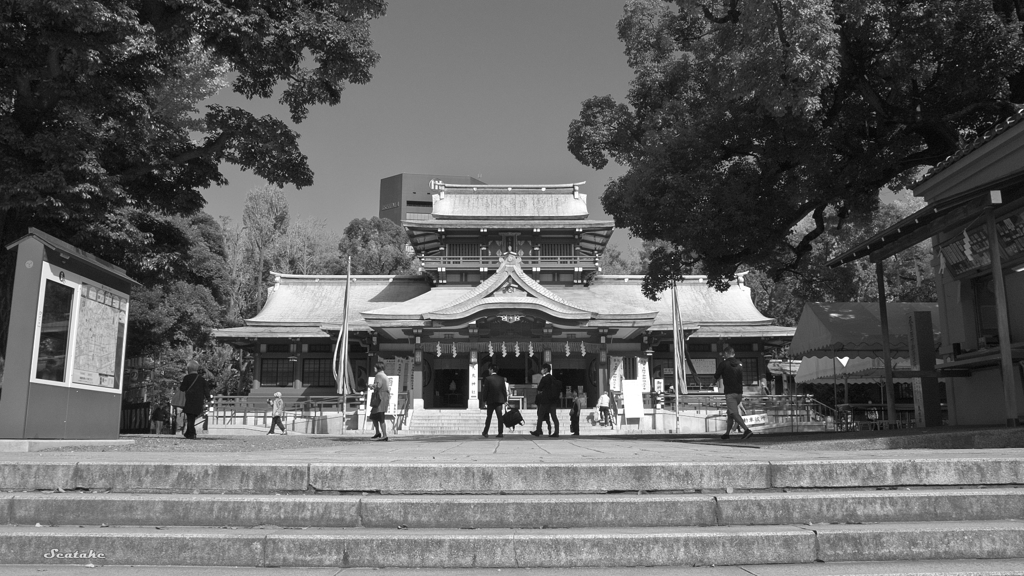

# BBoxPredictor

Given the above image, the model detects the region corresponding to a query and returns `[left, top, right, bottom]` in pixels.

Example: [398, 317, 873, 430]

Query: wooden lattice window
[540, 243, 574, 257]
[302, 358, 333, 387]
[260, 358, 293, 387]
[445, 243, 479, 257]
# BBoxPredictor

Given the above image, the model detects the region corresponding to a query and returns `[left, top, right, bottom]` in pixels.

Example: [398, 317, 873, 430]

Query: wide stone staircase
[0, 456, 1023, 567]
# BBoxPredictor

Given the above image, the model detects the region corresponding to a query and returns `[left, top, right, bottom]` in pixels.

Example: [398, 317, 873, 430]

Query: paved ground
[4, 428, 1023, 465]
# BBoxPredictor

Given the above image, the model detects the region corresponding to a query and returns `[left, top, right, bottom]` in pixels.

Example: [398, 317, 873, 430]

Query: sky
[201, 0, 635, 248]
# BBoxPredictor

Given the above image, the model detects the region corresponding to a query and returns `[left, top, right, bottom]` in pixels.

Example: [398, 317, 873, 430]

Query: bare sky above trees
[201, 0, 633, 245]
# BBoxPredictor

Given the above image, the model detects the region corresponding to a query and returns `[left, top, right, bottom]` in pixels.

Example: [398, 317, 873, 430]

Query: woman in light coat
[267, 392, 287, 435]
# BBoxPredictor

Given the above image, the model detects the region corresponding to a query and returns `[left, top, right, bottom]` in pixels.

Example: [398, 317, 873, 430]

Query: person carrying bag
[179, 361, 211, 439]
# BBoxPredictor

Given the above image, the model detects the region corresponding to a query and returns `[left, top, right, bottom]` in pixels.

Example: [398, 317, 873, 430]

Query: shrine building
[213, 180, 794, 417]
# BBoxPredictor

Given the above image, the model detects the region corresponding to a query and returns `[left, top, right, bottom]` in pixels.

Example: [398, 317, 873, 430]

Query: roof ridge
[430, 254, 589, 315]
[917, 106, 1024, 186]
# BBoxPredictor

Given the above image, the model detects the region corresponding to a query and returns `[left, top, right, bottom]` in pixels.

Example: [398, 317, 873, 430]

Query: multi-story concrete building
[379, 173, 486, 225]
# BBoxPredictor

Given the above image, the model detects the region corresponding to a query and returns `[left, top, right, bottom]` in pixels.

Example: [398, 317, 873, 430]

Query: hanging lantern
[436, 341, 442, 358]
[514, 341, 521, 357]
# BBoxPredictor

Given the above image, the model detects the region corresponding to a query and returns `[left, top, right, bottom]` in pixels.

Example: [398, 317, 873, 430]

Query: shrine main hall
[214, 178, 793, 421]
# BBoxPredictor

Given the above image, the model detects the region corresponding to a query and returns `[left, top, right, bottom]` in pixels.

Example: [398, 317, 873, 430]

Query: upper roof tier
[426, 181, 591, 221]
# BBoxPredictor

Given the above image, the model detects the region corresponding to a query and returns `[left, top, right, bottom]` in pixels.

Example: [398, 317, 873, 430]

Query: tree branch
[772, 2, 790, 48]
[701, 1, 741, 24]
[773, 204, 827, 280]
[119, 130, 235, 182]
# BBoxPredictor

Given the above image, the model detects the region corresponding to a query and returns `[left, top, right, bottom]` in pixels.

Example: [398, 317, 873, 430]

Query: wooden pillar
[909, 310, 942, 427]
[987, 207, 1019, 426]
[876, 259, 897, 424]
[410, 332, 424, 410]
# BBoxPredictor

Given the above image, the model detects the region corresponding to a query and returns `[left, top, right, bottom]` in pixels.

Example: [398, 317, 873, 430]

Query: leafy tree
[568, 0, 1024, 297]
[145, 342, 243, 408]
[338, 217, 417, 275]
[274, 218, 342, 276]
[745, 192, 936, 326]
[122, 212, 231, 357]
[600, 244, 643, 274]
[242, 185, 290, 309]
[0, 0, 385, 354]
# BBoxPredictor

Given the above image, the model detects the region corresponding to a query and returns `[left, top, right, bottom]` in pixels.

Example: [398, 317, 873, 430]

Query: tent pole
[987, 206, 1019, 427]
[832, 349, 838, 415]
[876, 259, 897, 425]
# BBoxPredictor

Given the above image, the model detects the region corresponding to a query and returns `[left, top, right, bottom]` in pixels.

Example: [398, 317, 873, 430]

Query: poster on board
[363, 375, 400, 415]
[622, 379, 643, 419]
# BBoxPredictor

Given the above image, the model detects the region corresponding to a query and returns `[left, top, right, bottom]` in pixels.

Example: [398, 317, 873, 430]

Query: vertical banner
[637, 357, 651, 392]
[609, 357, 624, 392]
[402, 357, 415, 393]
[468, 361, 479, 403]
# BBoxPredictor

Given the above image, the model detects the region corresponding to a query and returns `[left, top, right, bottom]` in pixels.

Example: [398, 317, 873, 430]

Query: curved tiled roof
[547, 275, 776, 330]
[916, 107, 1024, 187]
[213, 270, 783, 339]
[245, 273, 431, 330]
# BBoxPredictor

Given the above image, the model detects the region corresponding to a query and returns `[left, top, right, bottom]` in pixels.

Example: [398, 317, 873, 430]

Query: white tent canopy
[790, 302, 940, 359]
[795, 356, 915, 385]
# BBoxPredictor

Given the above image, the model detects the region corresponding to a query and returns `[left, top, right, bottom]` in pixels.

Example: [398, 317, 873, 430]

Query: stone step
[5, 489, 1023, 529]
[1, 521, 1022, 567]
[7, 559, 1024, 576]
[3, 458, 1024, 493]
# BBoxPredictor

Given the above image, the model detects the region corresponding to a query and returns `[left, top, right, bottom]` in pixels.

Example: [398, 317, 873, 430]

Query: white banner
[637, 357, 650, 392]
[609, 357, 623, 392]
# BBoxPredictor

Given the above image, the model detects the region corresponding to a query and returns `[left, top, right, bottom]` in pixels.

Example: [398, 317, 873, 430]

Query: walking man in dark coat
[530, 363, 560, 437]
[481, 365, 508, 438]
[715, 346, 753, 440]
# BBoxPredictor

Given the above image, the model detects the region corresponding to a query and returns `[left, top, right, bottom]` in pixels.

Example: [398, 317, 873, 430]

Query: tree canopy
[1, 0, 385, 243]
[0, 0, 386, 354]
[569, 0, 1024, 297]
[338, 217, 417, 275]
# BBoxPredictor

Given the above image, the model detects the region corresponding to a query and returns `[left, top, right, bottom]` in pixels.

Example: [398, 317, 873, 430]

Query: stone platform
[0, 431, 1022, 570]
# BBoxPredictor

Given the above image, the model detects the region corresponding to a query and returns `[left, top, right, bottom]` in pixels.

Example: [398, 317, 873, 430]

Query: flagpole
[671, 280, 683, 434]
[333, 257, 352, 435]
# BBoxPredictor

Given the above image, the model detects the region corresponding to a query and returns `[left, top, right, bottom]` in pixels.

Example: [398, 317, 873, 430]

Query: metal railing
[206, 395, 357, 432]
[203, 394, 844, 434]
[206, 394, 414, 433]
[664, 394, 840, 433]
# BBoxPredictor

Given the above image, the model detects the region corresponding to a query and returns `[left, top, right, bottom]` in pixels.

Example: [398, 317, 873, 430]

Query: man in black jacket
[481, 365, 508, 438]
[530, 363, 560, 437]
[715, 346, 753, 440]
